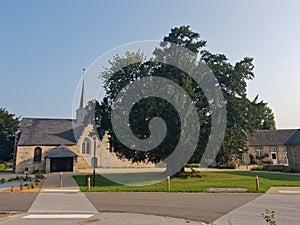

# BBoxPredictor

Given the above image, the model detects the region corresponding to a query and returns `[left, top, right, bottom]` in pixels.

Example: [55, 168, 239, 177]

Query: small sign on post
[167, 176, 171, 192]
[24, 167, 29, 180]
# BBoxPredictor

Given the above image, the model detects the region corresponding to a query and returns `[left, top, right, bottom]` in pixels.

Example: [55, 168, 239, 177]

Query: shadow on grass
[74, 172, 166, 187]
[215, 170, 300, 181]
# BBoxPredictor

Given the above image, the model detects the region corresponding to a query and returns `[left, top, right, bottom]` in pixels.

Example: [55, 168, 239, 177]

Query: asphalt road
[0, 193, 38, 212]
[0, 191, 262, 224]
[85, 192, 261, 223]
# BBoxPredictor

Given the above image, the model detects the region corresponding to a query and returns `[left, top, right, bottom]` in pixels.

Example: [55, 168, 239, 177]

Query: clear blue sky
[1, 0, 299, 129]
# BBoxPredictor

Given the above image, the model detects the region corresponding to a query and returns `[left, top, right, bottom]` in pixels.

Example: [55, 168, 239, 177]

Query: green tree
[0, 108, 19, 162]
[92, 25, 276, 171]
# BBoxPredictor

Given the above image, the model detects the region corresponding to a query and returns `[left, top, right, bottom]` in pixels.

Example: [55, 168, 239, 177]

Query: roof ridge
[254, 129, 298, 132]
[22, 117, 74, 120]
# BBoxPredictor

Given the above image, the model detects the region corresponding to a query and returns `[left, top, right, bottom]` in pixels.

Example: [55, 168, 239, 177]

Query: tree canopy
[90, 25, 276, 171]
[0, 108, 19, 162]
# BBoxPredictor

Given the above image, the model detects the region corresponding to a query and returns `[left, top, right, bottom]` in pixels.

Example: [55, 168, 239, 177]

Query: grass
[73, 171, 300, 193]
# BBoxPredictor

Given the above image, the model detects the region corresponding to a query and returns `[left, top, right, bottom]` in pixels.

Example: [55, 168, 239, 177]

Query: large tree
[92, 26, 275, 172]
[0, 108, 19, 162]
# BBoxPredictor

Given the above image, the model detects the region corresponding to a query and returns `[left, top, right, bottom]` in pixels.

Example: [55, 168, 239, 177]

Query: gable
[285, 130, 300, 146]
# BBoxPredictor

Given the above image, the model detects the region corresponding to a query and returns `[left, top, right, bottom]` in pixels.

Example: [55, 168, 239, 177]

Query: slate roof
[17, 118, 84, 146]
[45, 145, 77, 158]
[285, 130, 300, 145]
[247, 129, 297, 146]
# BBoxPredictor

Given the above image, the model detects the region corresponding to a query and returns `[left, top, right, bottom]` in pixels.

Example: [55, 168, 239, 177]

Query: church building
[14, 82, 152, 173]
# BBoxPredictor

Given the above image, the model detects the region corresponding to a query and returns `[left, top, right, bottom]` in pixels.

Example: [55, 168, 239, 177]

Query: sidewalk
[28, 172, 98, 214]
[40, 172, 80, 192]
[212, 192, 300, 225]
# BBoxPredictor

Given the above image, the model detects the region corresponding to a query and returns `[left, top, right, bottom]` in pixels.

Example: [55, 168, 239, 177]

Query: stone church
[14, 82, 152, 173]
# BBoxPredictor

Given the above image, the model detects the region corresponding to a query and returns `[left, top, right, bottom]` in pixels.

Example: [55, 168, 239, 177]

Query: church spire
[79, 78, 86, 109]
[76, 69, 88, 125]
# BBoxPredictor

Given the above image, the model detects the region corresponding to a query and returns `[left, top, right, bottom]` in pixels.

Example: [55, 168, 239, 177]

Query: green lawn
[73, 171, 300, 193]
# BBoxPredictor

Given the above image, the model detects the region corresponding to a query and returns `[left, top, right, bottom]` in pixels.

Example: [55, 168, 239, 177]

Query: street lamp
[88, 130, 97, 187]
[93, 136, 96, 187]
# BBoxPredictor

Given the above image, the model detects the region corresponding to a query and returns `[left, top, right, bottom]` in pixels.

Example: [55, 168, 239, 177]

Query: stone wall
[15, 145, 90, 174]
[287, 145, 300, 169]
[247, 145, 288, 165]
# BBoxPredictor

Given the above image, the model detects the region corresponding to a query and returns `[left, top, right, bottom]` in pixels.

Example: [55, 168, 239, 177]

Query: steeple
[79, 79, 86, 109]
[76, 69, 88, 125]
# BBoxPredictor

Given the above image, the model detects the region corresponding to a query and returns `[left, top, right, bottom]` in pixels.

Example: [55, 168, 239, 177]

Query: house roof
[247, 129, 297, 146]
[45, 145, 77, 158]
[17, 118, 84, 146]
[285, 130, 300, 145]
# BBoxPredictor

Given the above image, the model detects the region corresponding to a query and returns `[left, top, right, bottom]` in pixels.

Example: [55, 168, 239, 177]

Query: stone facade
[15, 145, 90, 173]
[244, 129, 298, 166]
[76, 124, 154, 169]
[246, 145, 288, 165]
[287, 145, 300, 169]
[15, 124, 153, 174]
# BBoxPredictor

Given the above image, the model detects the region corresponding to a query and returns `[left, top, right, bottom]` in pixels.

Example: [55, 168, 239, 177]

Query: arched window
[82, 138, 91, 154]
[34, 147, 42, 162]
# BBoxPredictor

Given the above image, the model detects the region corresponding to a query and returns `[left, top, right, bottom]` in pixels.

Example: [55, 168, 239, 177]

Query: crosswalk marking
[23, 214, 94, 219]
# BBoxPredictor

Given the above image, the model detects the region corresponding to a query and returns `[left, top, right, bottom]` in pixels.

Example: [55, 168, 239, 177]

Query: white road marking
[278, 190, 300, 194]
[23, 214, 94, 219]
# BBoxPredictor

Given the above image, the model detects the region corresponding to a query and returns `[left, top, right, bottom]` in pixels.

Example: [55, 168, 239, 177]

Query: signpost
[24, 167, 29, 180]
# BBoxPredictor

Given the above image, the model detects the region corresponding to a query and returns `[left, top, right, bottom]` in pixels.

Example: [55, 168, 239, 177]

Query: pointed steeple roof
[79, 79, 86, 109]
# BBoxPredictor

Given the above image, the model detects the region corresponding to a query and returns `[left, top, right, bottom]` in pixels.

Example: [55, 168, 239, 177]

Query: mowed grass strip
[73, 171, 300, 193]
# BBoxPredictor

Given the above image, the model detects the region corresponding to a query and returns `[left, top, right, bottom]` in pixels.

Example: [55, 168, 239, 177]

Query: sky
[0, 0, 299, 129]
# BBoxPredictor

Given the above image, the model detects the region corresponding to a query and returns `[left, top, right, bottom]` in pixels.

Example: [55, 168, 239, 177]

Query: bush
[19, 182, 23, 191]
[185, 163, 200, 168]
[155, 161, 166, 168]
[263, 165, 287, 172]
[0, 164, 6, 171]
[1, 178, 5, 183]
[283, 166, 300, 173]
[251, 166, 264, 171]
[4, 162, 13, 169]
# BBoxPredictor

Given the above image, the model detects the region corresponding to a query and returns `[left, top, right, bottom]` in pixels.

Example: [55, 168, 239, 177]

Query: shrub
[263, 165, 287, 172]
[185, 163, 200, 168]
[262, 210, 276, 225]
[1, 178, 5, 183]
[283, 166, 300, 173]
[251, 166, 264, 171]
[5, 162, 13, 169]
[0, 164, 6, 171]
[19, 182, 23, 191]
